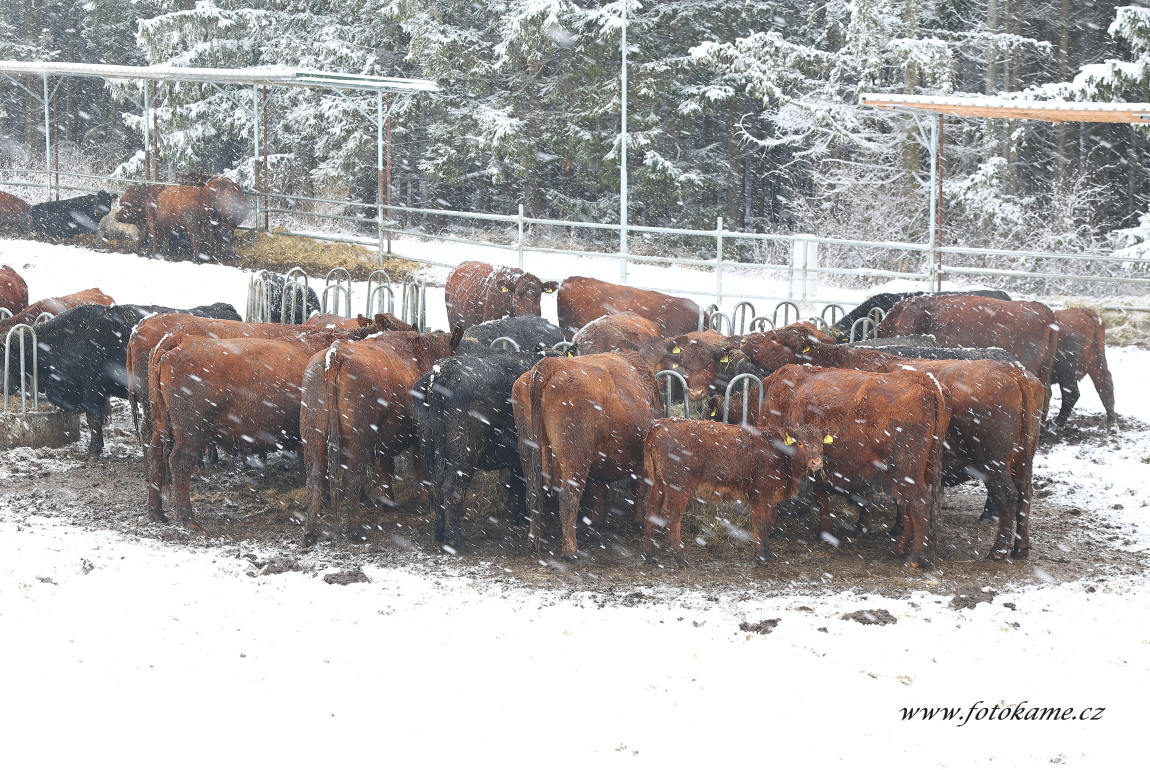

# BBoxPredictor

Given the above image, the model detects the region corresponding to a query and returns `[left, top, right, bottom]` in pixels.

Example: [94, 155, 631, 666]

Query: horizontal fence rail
[4, 164, 1150, 316]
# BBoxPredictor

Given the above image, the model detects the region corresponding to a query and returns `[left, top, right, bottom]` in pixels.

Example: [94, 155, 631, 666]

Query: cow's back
[557, 276, 700, 339]
[0, 265, 28, 314]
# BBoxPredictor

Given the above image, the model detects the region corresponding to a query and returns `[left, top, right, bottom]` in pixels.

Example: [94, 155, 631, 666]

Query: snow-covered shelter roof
[860, 93, 1150, 123]
[0, 61, 439, 94]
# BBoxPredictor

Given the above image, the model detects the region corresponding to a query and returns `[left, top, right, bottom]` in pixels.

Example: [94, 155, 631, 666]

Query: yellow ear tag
[802, 346, 810, 353]
[784, 434, 796, 446]
[672, 346, 681, 354]
[566, 351, 574, 357]
[710, 409, 717, 417]
[823, 434, 834, 444]
[671, 362, 680, 369]
[501, 287, 510, 293]
[719, 355, 729, 363]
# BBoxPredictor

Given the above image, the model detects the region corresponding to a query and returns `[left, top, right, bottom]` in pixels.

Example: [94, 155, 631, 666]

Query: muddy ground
[2, 401, 1144, 602]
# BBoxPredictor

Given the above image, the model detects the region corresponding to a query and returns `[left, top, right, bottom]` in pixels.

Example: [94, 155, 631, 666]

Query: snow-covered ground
[2, 235, 1149, 768]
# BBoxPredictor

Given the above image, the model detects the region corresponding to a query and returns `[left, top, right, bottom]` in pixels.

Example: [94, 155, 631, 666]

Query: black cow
[412, 351, 552, 549]
[259, 272, 321, 324]
[828, 290, 1012, 342]
[454, 315, 564, 355]
[5, 302, 241, 459]
[18, 192, 116, 239]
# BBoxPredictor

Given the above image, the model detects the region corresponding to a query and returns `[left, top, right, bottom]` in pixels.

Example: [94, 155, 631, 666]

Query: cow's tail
[125, 328, 145, 443]
[922, 371, 951, 552]
[323, 348, 345, 512]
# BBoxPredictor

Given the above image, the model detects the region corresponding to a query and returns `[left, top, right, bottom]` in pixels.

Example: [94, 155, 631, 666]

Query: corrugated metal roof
[0, 60, 439, 93]
[860, 93, 1150, 123]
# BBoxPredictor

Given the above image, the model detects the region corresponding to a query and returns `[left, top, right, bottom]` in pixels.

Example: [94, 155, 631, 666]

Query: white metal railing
[5, 166, 1150, 315]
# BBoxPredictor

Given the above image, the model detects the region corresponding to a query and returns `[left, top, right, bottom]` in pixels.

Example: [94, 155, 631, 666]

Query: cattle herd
[0, 255, 1118, 570]
[0, 177, 249, 259]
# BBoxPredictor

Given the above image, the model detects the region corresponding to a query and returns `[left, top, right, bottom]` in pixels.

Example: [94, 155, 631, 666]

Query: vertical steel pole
[262, 86, 269, 230]
[715, 216, 724, 305]
[252, 86, 261, 230]
[52, 83, 59, 199]
[42, 75, 51, 200]
[928, 114, 940, 291]
[151, 81, 159, 181]
[143, 80, 152, 182]
[377, 90, 385, 262]
[619, 1, 629, 283]
[518, 203, 525, 270]
[386, 93, 393, 256]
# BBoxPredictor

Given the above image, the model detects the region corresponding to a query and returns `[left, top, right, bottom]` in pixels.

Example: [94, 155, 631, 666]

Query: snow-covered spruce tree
[131, 0, 412, 210]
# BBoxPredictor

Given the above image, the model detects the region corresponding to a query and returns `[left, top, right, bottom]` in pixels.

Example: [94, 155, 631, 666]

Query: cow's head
[771, 424, 830, 485]
[502, 271, 559, 318]
[95, 191, 116, 217]
[660, 332, 736, 402]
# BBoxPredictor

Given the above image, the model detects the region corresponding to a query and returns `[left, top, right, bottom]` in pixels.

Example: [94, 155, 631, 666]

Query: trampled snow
[1, 234, 1148, 767]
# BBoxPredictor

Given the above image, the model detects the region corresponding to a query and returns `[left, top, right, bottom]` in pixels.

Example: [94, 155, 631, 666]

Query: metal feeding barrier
[773, 301, 801, 327]
[654, 369, 691, 419]
[720, 373, 764, 426]
[3, 323, 39, 413]
[34, 312, 54, 324]
[0, 308, 12, 320]
[698, 303, 720, 332]
[821, 304, 847, 326]
[730, 302, 756, 335]
[748, 315, 774, 332]
[399, 275, 427, 330]
[366, 270, 395, 316]
[551, 341, 575, 355]
[281, 267, 310, 324]
[322, 268, 352, 317]
[489, 336, 520, 352]
[849, 316, 876, 342]
[708, 311, 732, 335]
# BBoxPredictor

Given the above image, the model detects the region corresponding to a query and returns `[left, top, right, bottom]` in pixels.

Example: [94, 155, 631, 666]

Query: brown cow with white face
[445, 261, 558, 331]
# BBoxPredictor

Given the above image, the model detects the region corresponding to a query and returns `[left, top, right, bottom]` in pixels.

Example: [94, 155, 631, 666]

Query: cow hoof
[303, 533, 318, 549]
[348, 527, 370, 544]
[904, 555, 927, 569]
[562, 552, 581, 564]
[1011, 546, 1029, 559]
[672, 553, 690, 570]
[148, 511, 169, 524]
[978, 512, 998, 524]
[989, 548, 1010, 561]
[754, 549, 776, 565]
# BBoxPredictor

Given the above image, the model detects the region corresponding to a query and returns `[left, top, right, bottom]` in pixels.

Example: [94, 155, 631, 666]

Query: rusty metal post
[262, 86, 269, 231]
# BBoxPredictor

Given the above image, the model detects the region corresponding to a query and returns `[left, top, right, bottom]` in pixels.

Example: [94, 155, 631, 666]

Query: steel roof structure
[0, 60, 439, 94]
[860, 93, 1150, 123]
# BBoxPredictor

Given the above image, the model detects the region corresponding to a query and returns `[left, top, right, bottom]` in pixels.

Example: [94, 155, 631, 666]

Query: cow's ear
[542, 281, 559, 293]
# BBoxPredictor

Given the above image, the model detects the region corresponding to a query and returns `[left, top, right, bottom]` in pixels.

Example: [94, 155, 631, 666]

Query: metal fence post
[518, 203, 525, 271]
[715, 216, 724, 305]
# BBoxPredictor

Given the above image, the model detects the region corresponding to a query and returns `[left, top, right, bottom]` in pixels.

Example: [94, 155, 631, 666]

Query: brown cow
[556, 276, 701, 339]
[0, 288, 115, 336]
[204, 176, 249, 258]
[512, 350, 661, 560]
[148, 332, 352, 526]
[301, 330, 457, 545]
[667, 323, 834, 402]
[877, 295, 1059, 413]
[754, 339, 1042, 560]
[444, 260, 558, 331]
[642, 419, 828, 566]
[116, 183, 164, 254]
[1051, 307, 1116, 427]
[572, 312, 662, 355]
[0, 191, 29, 228]
[759, 364, 951, 568]
[1, 265, 28, 315]
[153, 184, 214, 259]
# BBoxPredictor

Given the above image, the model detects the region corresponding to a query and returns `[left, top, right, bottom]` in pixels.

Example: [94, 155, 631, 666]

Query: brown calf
[445, 260, 558, 331]
[642, 419, 828, 566]
[556, 276, 701, 339]
[1, 265, 28, 315]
